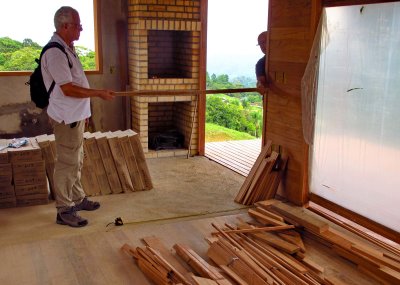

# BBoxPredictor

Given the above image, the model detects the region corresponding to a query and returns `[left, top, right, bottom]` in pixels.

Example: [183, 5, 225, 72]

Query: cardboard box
[16, 193, 49, 207]
[14, 183, 48, 196]
[0, 185, 15, 198]
[0, 196, 17, 209]
[8, 139, 43, 163]
[0, 139, 9, 164]
[0, 163, 12, 188]
[0, 175, 12, 187]
[12, 160, 46, 176]
[13, 174, 48, 187]
[0, 163, 12, 176]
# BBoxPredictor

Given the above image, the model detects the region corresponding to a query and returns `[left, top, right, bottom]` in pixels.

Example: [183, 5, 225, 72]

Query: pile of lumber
[36, 129, 153, 197]
[263, 200, 400, 285]
[121, 199, 400, 285]
[235, 140, 288, 205]
[0, 138, 49, 208]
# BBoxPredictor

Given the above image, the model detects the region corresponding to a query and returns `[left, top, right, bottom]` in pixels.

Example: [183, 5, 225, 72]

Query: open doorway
[204, 0, 269, 176]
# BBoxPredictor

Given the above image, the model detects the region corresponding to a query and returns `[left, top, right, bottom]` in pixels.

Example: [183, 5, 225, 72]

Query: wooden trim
[302, 0, 323, 205]
[309, 193, 400, 244]
[114, 88, 258, 97]
[94, 0, 103, 73]
[323, 0, 400, 7]
[198, 0, 208, 156]
[205, 88, 258, 94]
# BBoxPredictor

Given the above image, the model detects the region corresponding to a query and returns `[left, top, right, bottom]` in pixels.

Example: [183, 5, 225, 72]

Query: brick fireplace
[127, 0, 201, 158]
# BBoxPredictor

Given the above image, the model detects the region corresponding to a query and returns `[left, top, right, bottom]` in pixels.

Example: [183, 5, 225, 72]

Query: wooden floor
[205, 139, 262, 176]
[0, 212, 383, 285]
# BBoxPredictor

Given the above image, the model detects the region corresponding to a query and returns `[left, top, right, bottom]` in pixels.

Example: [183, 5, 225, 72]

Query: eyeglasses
[67, 23, 82, 30]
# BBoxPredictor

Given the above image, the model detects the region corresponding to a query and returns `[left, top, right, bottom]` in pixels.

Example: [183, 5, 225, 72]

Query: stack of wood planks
[263, 200, 400, 285]
[36, 129, 153, 197]
[121, 199, 400, 285]
[235, 140, 288, 205]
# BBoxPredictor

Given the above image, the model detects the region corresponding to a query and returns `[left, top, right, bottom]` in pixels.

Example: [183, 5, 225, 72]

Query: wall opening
[148, 30, 193, 79]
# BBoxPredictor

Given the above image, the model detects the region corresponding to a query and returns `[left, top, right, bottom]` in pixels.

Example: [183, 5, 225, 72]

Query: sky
[207, 0, 269, 78]
[0, 0, 95, 50]
[0, 0, 269, 79]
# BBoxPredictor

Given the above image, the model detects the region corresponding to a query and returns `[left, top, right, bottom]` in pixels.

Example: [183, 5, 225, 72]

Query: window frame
[308, 0, 400, 244]
[0, 0, 102, 76]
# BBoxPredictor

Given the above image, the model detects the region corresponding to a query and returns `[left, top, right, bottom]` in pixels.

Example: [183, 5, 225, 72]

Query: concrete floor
[0, 156, 249, 247]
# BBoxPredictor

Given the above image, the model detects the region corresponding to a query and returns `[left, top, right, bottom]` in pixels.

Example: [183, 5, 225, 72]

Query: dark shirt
[255, 55, 266, 77]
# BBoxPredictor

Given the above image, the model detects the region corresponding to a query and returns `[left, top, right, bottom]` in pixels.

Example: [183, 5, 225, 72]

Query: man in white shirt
[42, 6, 114, 227]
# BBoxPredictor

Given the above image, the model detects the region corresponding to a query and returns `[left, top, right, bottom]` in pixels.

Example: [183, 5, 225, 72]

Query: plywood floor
[0, 156, 385, 284]
[205, 139, 262, 176]
[0, 212, 383, 285]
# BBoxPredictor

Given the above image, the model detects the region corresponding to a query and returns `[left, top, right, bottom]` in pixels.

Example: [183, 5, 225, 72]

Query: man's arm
[60, 82, 114, 101]
[257, 75, 267, 94]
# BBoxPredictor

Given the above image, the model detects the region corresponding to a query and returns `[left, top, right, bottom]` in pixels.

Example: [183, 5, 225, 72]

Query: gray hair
[54, 6, 78, 30]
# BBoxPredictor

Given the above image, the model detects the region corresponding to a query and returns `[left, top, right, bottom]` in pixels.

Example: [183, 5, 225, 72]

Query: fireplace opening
[148, 30, 193, 79]
[148, 101, 193, 151]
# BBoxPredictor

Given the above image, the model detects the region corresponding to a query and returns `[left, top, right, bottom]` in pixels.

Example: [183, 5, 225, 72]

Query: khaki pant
[50, 118, 86, 212]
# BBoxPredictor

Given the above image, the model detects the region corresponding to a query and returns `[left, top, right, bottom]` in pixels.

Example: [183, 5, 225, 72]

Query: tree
[0, 37, 23, 53]
[22, 38, 41, 48]
[1, 47, 40, 71]
[0, 37, 96, 71]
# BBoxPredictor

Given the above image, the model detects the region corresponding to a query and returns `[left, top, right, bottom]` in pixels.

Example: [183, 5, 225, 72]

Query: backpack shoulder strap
[40, 42, 73, 68]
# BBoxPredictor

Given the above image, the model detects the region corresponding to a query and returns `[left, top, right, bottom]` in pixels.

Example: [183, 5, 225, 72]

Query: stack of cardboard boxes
[0, 139, 15, 208]
[0, 130, 152, 209]
[0, 138, 49, 208]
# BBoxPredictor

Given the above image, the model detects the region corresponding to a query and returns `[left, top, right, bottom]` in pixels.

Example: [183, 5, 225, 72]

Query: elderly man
[42, 6, 115, 227]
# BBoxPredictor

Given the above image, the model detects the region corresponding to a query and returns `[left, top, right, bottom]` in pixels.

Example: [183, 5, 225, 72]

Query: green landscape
[0, 37, 95, 71]
[0, 37, 263, 142]
[205, 73, 262, 142]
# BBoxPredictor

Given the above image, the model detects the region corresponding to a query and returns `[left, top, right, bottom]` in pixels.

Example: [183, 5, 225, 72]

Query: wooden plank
[35, 135, 56, 197]
[206, 143, 258, 168]
[253, 203, 285, 222]
[83, 133, 112, 195]
[211, 225, 294, 235]
[173, 243, 230, 284]
[192, 276, 219, 285]
[116, 131, 144, 191]
[142, 236, 194, 283]
[277, 231, 306, 253]
[81, 137, 101, 196]
[106, 132, 134, 193]
[205, 148, 251, 176]
[126, 130, 153, 190]
[234, 141, 272, 202]
[270, 202, 330, 234]
[207, 240, 270, 285]
[94, 132, 123, 194]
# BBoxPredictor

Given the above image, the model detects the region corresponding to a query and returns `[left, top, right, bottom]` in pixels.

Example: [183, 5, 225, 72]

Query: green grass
[205, 123, 256, 142]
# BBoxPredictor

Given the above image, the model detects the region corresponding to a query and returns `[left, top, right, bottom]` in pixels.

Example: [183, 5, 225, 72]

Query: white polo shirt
[42, 33, 91, 124]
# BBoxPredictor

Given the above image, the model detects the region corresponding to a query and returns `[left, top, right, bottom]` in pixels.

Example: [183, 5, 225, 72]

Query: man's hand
[98, 90, 115, 101]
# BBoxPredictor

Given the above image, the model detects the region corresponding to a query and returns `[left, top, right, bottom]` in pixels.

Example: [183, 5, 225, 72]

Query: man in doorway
[256, 31, 268, 94]
[42, 6, 115, 227]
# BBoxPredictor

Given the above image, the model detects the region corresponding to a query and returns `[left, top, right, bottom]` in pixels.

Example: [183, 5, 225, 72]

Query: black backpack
[26, 42, 72, 109]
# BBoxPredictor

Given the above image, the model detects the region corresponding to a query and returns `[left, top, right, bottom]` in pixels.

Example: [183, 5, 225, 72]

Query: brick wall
[127, 0, 201, 158]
